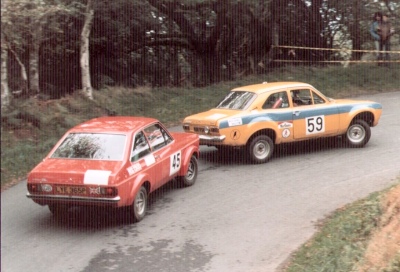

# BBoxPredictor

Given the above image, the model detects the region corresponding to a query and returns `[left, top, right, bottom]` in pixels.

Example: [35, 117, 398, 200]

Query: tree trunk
[196, 55, 219, 85]
[80, 0, 94, 100]
[29, 38, 41, 94]
[171, 46, 180, 86]
[188, 53, 200, 86]
[26, 20, 43, 94]
[8, 47, 28, 93]
[147, 0, 227, 86]
[264, 21, 279, 66]
[349, 1, 363, 60]
[1, 35, 10, 110]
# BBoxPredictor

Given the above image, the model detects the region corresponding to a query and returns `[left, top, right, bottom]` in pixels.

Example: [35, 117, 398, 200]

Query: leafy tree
[319, 0, 399, 61]
[267, 0, 330, 63]
[2, 0, 79, 94]
[89, 0, 155, 87]
[1, 0, 399, 98]
[145, 0, 271, 86]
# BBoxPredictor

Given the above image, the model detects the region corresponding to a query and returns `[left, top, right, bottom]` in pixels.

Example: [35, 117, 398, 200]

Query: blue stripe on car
[219, 103, 381, 129]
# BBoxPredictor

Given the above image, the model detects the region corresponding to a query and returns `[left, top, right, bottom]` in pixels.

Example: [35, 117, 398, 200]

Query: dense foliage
[1, 0, 399, 99]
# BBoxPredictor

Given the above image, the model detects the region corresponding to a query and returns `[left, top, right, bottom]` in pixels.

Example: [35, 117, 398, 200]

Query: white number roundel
[306, 115, 325, 135]
[170, 151, 181, 176]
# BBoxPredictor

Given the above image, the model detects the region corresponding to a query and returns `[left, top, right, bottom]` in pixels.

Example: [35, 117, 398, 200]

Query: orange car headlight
[210, 127, 219, 133]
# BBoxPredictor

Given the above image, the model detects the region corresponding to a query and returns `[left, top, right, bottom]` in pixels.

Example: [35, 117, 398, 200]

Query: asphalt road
[2, 92, 400, 272]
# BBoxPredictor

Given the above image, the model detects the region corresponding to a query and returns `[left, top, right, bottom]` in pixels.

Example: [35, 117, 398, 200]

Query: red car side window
[131, 131, 151, 162]
[144, 124, 172, 151]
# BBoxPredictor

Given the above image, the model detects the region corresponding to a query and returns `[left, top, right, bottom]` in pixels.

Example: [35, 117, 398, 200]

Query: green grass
[1, 64, 399, 188]
[283, 181, 400, 272]
[284, 193, 382, 272]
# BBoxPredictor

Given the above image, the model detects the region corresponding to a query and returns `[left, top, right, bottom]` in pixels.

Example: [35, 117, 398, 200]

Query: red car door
[144, 123, 180, 188]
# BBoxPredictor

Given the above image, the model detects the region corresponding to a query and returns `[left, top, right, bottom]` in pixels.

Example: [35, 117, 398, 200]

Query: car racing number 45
[170, 150, 181, 176]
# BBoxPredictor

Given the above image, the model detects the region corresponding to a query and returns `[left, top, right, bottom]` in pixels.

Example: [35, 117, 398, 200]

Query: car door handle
[293, 111, 300, 116]
[154, 154, 160, 159]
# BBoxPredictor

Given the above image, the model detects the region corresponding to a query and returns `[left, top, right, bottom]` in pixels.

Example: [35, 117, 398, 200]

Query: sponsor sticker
[278, 121, 293, 129]
[228, 117, 243, 127]
[89, 187, 101, 194]
[84, 170, 111, 185]
[144, 154, 156, 166]
[127, 163, 142, 176]
[282, 128, 291, 138]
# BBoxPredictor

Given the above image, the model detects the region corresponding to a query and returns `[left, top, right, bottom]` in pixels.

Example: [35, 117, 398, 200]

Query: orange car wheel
[345, 120, 371, 148]
[248, 135, 274, 164]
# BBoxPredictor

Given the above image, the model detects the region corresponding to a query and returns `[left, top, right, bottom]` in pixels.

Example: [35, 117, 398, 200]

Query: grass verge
[282, 181, 400, 272]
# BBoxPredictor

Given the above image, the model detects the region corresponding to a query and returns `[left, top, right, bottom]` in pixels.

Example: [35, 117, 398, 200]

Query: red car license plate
[56, 186, 87, 194]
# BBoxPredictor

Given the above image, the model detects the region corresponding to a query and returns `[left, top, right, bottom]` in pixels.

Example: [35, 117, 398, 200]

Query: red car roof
[70, 116, 159, 133]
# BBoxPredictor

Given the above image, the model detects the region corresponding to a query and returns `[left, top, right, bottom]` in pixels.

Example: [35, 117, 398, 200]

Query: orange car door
[261, 91, 294, 142]
[292, 89, 339, 140]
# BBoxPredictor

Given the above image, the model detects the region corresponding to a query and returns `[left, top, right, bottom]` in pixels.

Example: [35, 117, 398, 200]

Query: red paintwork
[26, 116, 199, 208]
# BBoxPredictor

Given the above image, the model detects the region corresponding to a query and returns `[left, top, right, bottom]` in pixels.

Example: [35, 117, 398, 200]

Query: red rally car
[26, 116, 200, 222]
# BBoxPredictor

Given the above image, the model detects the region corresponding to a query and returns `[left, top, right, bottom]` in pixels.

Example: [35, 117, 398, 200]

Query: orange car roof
[231, 82, 313, 94]
[70, 116, 158, 133]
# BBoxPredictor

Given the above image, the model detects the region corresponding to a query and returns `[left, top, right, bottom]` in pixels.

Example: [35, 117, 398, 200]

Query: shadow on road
[46, 137, 344, 229]
[48, 179, 186, 230]
[200, 136, 344, 165]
